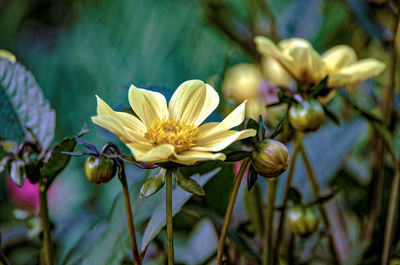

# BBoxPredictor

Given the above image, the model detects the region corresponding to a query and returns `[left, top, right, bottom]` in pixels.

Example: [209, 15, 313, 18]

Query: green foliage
[139, 169, 166, 199]
[0, 59, 55, 149]
[173, 169, 205, 196]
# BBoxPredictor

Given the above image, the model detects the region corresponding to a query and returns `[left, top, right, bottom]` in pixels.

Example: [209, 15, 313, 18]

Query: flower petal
[128, 84, 169, 125]
[96, 96, 147, 141]
[172, 151, 226, 165]
[193, 129, 256, 152]
[169, 80, 219, 127]
[128, 144, 175, 163]
[322, 45, 357, 70]
[91, 115, 143, 143]
[197, 101, 247, 139]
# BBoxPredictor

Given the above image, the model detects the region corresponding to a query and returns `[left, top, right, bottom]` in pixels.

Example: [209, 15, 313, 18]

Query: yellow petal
[322, 45, 357, 70]
[278, 38, 313, 51]
[262, 56, 293, 88]
[128, 84, 169, 125]
[193, 129, 257, 152]
[198, 101, 247, 139]
[96, 96, 147, 141]
[169, 80, 219, 127]
[91, 115, 142, 143]
[130, 144, 175, 163]
[0, 49, 16, 63]
[172, 151, 226, 165]
[254, 36, 299, 83]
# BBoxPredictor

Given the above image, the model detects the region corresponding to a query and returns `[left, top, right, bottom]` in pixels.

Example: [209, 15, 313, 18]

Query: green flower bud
[288, 205, 320, 238]
[251, 139, 289, 178]
[289, 99, 325, 132]
[84, 156, 116, 184]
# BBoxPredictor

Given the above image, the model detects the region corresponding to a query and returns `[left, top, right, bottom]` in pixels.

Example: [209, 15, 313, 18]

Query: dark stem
[273, 133, 302, 259]
[119, 164, 141, 265]
[166, 169, 174, 265]
[39, 185, 54, 265]
[300, 142, 341, 265]
[216, 158, 251, 265]
[263, 179, 278, 265]
[0, 246, 10, 265]
[288, 233, 296, 265]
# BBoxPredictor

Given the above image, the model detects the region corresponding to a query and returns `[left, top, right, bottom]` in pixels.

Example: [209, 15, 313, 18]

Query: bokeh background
[1, 0, 399, 264]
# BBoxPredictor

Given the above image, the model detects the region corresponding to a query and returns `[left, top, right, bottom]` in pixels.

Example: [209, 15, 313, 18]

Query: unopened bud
[251, 139, 289, 178]
[288, 205, 320, 237]
[289, 99, 325, 132]
[84, 156, 116, 184]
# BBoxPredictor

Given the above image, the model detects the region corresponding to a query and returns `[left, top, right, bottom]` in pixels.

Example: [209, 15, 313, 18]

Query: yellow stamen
[144, 118, 198, 153]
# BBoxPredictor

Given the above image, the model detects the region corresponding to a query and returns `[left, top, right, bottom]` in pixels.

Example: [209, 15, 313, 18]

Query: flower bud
[251, 139, 289, 178]
[288, 205, 320, 237]
[289, 99, 325, 132]
[84, 156, 116, 184]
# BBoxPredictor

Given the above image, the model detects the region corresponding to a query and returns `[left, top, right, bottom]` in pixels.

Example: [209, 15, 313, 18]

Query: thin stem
[39, 185, 54, 265]
[263, 179, 278, 265]
[166, 169, 174, 265]
[274, 133, 302, 258]
[119, 165, 141, 265]
[300, 142, 341, 265]
[381, 159, 400, 265]
[0, 246, 11, 265]
[288, 233, 296, 265]
[216, 158, 251, 265]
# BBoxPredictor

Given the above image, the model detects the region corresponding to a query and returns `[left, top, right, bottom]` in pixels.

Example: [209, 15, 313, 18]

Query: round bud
[288, 205, 320, 238]
[84, 156, 116, 184]
[289, 99, 325, 132]
[251, 139, 289, 178]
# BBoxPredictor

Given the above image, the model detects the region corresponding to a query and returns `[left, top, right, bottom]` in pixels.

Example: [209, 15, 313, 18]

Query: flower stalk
[216, 158, 251, 265]
[166, 169, 174, 265]
[39, 185, 54, 265]
[263, 178, 278, 265]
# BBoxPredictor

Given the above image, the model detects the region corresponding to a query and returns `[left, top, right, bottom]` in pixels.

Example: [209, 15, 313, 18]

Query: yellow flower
[92, 80, 256, 165]
[0, 49, 16, 63]
[254, 36, 385, 88]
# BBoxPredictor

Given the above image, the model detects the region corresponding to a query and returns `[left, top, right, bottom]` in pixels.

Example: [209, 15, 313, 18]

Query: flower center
[144, 118, 198, 153]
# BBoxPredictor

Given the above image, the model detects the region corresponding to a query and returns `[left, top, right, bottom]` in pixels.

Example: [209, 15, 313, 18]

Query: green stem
[273, 133, 302, 257]
[381, 159, 400, 265]
[300, 142, 341, 265]
[263, 179, 278, 265]
[0, 247, 10, 265]
[288, 233, 296, 265]
[119, 166, 141, 265]
[39, 185, 54, 265]
[166, 169, 174, 265]
[216, 158, 251, 265]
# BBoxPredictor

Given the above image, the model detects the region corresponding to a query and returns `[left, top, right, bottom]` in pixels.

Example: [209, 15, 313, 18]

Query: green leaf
[309, 189, 339, 206]
[324, 106, 340, 125]
[10, 159, 26, 186]
[270, 111, 286, 139]
[308, 76, 328, 99]
[225, 150, 251, 162]
[139, 169, 166, 198]
[287, 187, 302, 205]
[173, 169, 205, 196]
[257, 115, 266, 141]
[141, 168, 220, 252]
[247, 165, 258, 191]
[246, 118, 259, 131]
[40, 137, 77, 190]
[243, 183, 264, 235]
[0, 59, 55, 150]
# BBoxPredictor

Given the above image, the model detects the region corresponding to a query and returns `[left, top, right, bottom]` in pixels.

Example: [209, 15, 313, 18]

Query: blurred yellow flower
[254, 36, 385, 88]
[92, 80, 256, 165]
[0, 49, 16, 63]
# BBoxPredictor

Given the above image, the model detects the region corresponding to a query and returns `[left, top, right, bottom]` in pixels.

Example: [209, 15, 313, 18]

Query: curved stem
[0, 248, 10, 265]
[39, 185, 54, 265]
[166, 169, 174, 265]
[381, 159, 400, 265]
[300, 142, 341, 265]
[263, 179, 278, 265]
[216, 158, 251, 265]
[274, 133, 302, 258]
[119, 165, 141, 265]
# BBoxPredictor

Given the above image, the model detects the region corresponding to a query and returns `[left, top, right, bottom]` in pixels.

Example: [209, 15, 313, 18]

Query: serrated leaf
[257, 115, 266, 141]
[308, 76, 328, 99]
[141, 168, 220, 252]
[40, 137, 77, 190]
[139, 169, 166, 198]
[174, 169, 205, 196]
[270, 111, 286, 139]
[287, 187, 302, 205]
[10, 159, 26, 186]
[0, 59, 55, 150]
[225, 151, 251, 162]
[247, 165, 258, 191]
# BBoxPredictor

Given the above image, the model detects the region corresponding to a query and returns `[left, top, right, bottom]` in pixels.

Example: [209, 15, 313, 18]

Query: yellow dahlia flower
[254, 36, 385, 88]
[92, 80, 256, 165]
